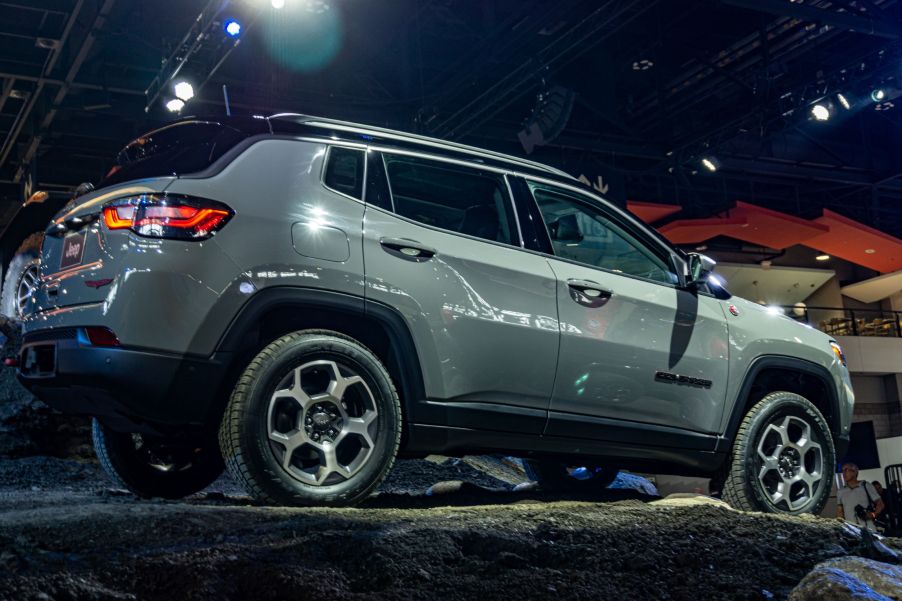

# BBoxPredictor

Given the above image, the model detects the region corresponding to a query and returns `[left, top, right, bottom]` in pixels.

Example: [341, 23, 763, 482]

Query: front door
[522, 180, 729, 441]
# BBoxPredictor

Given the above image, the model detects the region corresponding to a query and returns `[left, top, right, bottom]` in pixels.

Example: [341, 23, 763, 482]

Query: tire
[218, 330, 402, 507]
[523, 459, 619, 491]
[92, 419, 225, 499]
[0, 233, 43, 320]
[721, 391, 835, 514]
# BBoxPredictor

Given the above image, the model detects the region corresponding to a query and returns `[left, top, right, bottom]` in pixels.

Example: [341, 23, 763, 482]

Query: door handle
[379, 238, 436, 262]
[567, 279, 612, 308]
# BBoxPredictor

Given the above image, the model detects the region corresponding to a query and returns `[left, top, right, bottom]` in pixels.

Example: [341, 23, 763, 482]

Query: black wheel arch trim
[211, 286, 427, 418]
[717, 354, 843, 453]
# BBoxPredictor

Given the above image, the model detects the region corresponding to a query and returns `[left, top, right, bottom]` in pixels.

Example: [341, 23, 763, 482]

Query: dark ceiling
[2, 0, 902, 237]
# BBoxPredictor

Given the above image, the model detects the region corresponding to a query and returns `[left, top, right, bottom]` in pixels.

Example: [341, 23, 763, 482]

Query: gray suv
[17, 114, 853, 513]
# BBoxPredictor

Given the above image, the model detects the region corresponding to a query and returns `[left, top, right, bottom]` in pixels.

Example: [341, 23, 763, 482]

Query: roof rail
[269, 113, 575, 180]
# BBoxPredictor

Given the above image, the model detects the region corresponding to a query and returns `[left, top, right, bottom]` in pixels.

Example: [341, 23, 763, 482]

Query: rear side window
[323, 146, 365, 199]
[382, 154, 518, 246]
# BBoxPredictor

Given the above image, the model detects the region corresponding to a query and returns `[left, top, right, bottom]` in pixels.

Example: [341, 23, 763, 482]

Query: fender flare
[719, 354, 842, 450]
[213, 286, 426, 413]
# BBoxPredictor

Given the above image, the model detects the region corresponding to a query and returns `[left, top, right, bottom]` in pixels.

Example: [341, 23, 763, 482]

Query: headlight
[830, 341, 847, 367]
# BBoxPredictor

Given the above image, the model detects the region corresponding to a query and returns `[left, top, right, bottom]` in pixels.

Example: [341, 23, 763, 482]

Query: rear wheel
[0, 233, 43, 320]
[219, 330, 402, 507]
[523, 459, 619, 491]
[721, 391, 834, 514]
[92, 419, 225, 499]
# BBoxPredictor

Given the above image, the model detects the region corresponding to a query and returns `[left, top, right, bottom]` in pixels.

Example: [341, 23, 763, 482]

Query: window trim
[378, 149, 525, 249]
[321, 144, 368, 203]
[521, 178, 682, 288]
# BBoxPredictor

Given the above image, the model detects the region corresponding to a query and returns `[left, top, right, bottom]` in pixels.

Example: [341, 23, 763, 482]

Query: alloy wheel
[266, 359, 378, 486]
[755, 414, 825, 511]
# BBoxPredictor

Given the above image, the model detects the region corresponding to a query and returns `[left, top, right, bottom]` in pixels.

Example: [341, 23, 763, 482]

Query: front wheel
[92, 419, 225, 499]
[218, 330, 402, 507]
[721, 391, 835, 514]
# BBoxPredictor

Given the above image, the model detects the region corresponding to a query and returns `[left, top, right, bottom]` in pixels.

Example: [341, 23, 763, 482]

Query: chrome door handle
[567, 279, 612, 308]
[379, 238, 436, 262]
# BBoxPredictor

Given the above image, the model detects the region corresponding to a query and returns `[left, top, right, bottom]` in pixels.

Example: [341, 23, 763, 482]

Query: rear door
[517, 178, 729, 444]
[362, 150, 559, 434]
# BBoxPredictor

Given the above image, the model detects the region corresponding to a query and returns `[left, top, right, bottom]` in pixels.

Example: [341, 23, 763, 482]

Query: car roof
[267, 113, 577, 182]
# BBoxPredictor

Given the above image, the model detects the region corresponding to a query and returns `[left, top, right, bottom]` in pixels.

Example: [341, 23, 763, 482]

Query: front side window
[529, 182, 678, 285]
[324, 146, 365, 199]
[383, 154, 518, 246]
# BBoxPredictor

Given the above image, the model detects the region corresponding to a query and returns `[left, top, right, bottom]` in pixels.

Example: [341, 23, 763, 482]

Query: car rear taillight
[102, 194, 232, 240]
[84, 327, 120, 347]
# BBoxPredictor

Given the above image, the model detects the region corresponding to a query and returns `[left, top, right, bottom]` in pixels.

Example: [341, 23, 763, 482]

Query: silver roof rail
[269, 113, 576, 180]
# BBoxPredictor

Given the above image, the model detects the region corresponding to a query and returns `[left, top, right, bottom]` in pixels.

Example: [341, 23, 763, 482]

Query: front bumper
[18, 328, 229, 432]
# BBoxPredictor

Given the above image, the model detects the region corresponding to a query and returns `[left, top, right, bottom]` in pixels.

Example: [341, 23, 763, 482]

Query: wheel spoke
[339, 410, 377, 447]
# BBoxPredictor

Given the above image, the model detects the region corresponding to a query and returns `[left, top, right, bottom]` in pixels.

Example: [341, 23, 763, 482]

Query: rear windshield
[99, 119, 270, 188]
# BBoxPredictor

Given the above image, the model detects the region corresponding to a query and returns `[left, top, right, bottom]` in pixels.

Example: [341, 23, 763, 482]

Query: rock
[788, 556, 902, 600]
[860, 528, 900, 565]
[649, 493, 734, 509]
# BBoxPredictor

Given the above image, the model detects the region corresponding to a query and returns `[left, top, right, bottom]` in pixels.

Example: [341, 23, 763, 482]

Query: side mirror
[687, 252, 716, 288]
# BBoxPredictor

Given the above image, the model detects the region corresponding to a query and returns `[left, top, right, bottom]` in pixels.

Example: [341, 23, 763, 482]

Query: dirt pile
[0, 457, 900, 601]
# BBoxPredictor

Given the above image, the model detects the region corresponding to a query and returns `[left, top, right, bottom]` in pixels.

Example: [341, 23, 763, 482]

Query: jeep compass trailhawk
[18, 115, 854, 512]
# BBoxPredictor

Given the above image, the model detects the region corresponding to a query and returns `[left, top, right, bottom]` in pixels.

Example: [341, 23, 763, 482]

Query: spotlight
[871, 88, 886, 102]
[173, 81, 194, 102]
[166, 98, 185, 113]
[811, 104, 830, 121]
[224, 19, 241, 37]
[701, 157, 719, 172]
[271, 0, 285, 8]
[836, 93, 851, 110]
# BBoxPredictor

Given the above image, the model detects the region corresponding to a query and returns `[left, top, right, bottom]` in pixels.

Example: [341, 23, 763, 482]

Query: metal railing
[777, 305, 902, 338]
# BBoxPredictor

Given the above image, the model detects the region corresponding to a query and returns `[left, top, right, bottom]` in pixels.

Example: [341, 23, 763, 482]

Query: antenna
[223, 85, 232, 116]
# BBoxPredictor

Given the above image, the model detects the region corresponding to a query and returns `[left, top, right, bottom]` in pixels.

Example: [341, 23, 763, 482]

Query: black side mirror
[549, 214, 583, 242]
[687, 252, 716, 288]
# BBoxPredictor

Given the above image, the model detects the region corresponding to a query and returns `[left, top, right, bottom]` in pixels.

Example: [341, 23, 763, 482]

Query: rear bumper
[17, 328, 229, 432]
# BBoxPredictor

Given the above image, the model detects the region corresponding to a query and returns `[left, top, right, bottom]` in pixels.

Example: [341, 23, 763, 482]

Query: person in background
[872, 481, 892, 533]
[836, 462, 884, 531]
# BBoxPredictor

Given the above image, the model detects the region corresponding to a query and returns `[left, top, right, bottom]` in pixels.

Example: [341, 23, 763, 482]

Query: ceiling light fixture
[224, 19, 242, 37]
[871, 88, 886, 102]
[836, 93, 851, 110]
[165, 98, 185, 113]
[271, 0, 285, 8]
[815, 254, 830, 261]
[865, 248, 876, 254]
[811, 104, 830, 121]
[701, 157, 719, 172]
[173, 81, 194, 102]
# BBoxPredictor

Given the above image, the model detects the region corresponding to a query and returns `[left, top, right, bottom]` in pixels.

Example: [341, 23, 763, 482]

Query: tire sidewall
[740, 393, 835, 514]
[238, 334, 400, 505]
[1, 249, 39, 320]
[93, 420, 224, 499]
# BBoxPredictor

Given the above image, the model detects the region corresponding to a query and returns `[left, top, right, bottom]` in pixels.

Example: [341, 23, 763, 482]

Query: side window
[324, 146, 365, 200]
[529, 183, 678, 285]
[383, 154, 518, 246]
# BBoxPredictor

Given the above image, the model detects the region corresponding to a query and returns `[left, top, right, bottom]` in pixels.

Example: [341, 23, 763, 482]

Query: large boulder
[789, 556, 902, 600]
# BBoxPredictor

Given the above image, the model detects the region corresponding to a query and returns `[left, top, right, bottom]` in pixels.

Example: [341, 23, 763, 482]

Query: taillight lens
[102, 194, 232, 240]
[84, 326, 120, 347]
